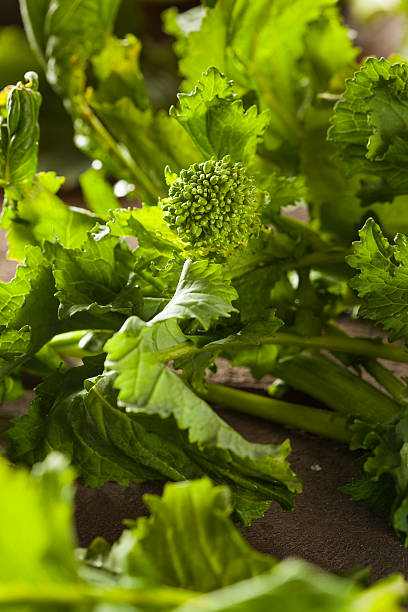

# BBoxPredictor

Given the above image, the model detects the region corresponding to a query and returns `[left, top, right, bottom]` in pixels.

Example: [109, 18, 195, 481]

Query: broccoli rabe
[161, 156, 260, 256]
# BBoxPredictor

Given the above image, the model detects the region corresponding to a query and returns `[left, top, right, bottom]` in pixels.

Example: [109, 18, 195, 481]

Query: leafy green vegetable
[329, 58, 408, 206]
[170, 68, 269, 164]
[120, 478, 276, 591]
[348, 218, 408, 343]
[6, 0, 408, 568]
[1, 172, 96, 261]
[162, 156, 260, 256]
[0, 455, 406, 610]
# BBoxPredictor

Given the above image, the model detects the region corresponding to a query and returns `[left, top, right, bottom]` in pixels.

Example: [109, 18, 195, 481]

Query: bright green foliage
[7, 356, 300, 524]
[0, 72, 41, 199]
[166, 0, 357, 154]
[47, 227, 143, 321]
[329, 58, 408, 205]
[1, 459, 405, 610]
[175, 561, 406, 612]
[8, 0, 408, 565]
[343, 410, 408, 547]
[20, 0, 121, 98]
[118, 478, 276, 591]
[79, 166, 119, 218]
[151, 258, 238, 329]
[170, 68, 269, 164]
[0, 453, 79, 592]
[0, 245, 60, 375]
[20, 0, 199, 202]
[348, 218, 408, 344]
[162, 156, 260, 256]
[1, 172, 96, 261]
[105, 316, 301, 522]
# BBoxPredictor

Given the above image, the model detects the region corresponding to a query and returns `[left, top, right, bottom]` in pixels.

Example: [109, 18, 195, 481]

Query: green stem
[364, 360, 406, 402]
[252, 333, 408, 364]
[227, 250, 349, 281]
[282, 251, 349, 271]
[80, 102, 163, 202]
[204, 382, 352, 443]
[159, 332, 408, 372]
[0, 584, 197, 607]
[48, 331, 91, 350]
[271, 352, 399, 424]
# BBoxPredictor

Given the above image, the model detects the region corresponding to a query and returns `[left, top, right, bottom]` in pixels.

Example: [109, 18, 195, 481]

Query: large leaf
[329, 58, 408, 206]
[348, 218, 408, 344]
[20, 0, 121, 98]
[170, 68, 269, 164]
[8, 358, 299, 524]
[174, 560, 406, 612]
[116, 478, 276, 591]
[104, 316, 301, 522]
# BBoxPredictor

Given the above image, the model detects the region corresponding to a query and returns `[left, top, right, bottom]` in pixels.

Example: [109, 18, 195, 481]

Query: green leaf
[168, 0, 355, 155]
[8, 355, 299, 524]
[260, 173, 308, 222]
[86, 95, 200, 201]
[91, 33, 150, 112]
[348, 218, 408, 344]
[1, 172, 97, 261]
[0, 75, 41, 199]
[0, 452, 78, 588]
[329, 58, 408, 206]
[208, 315, 283, 379]
[0, 454, 405, 609]
[105, 316, 301, 523]
[170, 68, 269, 164]
[108, 206, 182, 260]
[21, 0, 121, 98]
[119, 479, 276, 591]
[342, 410, 408, 547]
[46, 226, 143, 322]
[0, 245, 60, 376]
[151, 259, 238, 330]
[174, 559, 406, 612]
[79, 166, 119, 218]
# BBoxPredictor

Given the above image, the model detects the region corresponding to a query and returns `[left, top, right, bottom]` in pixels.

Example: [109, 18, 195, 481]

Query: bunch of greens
[0, 452, 406, 611]
[2, 0, 408, 554]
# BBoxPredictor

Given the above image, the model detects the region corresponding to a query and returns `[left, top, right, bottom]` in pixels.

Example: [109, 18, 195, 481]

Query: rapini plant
[2, 0, 408, 590]
[162, 156, 259, 256]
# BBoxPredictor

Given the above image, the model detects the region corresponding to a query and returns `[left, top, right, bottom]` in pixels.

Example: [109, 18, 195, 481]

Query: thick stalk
[271, 352, 399, 425]
[364, 360, 406, 402]
[204, 382, 352, 443]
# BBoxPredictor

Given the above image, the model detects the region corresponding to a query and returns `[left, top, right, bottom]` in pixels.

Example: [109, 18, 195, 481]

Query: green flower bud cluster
[161, 156, 259, 256]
